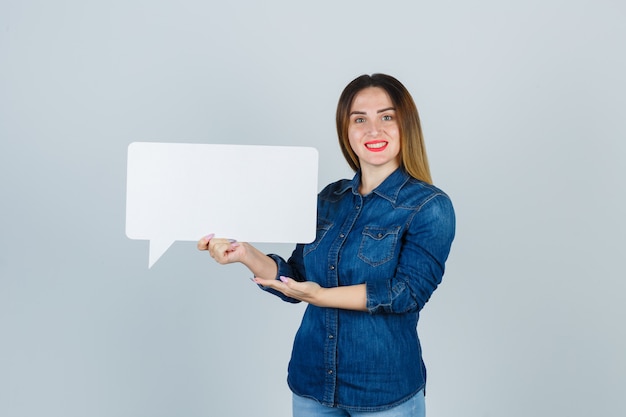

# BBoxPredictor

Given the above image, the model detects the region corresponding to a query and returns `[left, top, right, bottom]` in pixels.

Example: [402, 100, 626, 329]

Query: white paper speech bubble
[125, 142, 319, 268]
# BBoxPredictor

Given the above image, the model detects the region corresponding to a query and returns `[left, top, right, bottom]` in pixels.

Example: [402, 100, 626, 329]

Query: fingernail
[228, 239, 237, 243]
[204, 233, 215, 240]
[279, 276, 289, 283]
[230, 242, 240, 248]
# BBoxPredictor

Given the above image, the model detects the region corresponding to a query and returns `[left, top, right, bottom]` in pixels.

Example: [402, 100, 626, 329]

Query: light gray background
[1, 1, 625, 416]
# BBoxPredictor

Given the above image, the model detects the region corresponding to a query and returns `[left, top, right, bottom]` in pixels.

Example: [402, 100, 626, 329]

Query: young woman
[198, 73, 455, 416]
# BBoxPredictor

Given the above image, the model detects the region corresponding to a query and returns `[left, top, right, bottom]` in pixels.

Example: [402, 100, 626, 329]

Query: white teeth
[366, 142, 387, 149]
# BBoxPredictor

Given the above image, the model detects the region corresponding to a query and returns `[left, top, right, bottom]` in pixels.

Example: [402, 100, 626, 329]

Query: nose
[367, 119, 382, 137]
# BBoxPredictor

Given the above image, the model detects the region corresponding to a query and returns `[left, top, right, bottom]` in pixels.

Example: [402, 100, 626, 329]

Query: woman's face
[347, 87, 401, 173]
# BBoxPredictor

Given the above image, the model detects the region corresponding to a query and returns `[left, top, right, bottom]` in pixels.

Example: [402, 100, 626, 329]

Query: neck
[359, 165, 398, 195]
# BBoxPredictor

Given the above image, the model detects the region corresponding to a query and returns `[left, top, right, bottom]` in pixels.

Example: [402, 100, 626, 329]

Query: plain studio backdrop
[1, 1, 625, 416]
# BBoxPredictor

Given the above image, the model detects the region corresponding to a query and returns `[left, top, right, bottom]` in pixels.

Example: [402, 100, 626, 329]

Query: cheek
[347, 138, 358, 154]
[347, 128, 360, 146]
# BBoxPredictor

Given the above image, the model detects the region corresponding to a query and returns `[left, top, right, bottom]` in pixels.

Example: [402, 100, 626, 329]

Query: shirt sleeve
[366, 193, 456, 314]
[259, 245, 307, 304]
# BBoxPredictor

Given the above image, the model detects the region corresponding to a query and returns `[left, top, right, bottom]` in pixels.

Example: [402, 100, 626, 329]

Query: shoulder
[402, 180, 456, 241]
[397, 178, 453, 212]
[318, 178, 353, 200]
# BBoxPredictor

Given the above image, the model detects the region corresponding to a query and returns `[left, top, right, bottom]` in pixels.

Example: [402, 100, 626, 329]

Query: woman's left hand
[253, 276, 323, 305]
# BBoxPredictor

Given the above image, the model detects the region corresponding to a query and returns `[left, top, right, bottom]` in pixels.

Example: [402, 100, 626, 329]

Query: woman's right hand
[197, 233, 245, 265]
[197, 233, 279, 280]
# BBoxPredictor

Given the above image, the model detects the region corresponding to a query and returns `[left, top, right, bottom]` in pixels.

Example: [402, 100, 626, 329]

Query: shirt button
[339, 233, 345, 238]
[329, 265, 335, 270]
[328, 370, 333, 374]
[356, 206, 360, 210]
[328, 334, 334, 339]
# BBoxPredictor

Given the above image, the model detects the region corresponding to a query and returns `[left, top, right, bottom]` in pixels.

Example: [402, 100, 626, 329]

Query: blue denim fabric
[265, 168, 455, 412]
[293, 389, 425, 416]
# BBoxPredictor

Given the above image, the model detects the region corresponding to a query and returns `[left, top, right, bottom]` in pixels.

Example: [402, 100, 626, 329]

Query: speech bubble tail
[148, 239, 174, 268]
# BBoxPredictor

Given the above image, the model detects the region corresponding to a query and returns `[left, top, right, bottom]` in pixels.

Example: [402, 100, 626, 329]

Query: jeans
[292, 390, 425, 417]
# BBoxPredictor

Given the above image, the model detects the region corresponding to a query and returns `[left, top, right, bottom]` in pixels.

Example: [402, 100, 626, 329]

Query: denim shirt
[266, 168, 455, 412]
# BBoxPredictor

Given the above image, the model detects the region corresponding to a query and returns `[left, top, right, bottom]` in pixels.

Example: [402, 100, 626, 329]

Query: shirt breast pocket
[358, 225, 401, 267]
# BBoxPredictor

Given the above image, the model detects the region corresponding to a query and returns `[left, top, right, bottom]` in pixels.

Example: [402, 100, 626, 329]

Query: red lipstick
[364, 141, 388, 152]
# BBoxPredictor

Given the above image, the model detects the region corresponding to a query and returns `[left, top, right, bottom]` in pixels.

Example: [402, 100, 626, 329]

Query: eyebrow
[349, 107, 396, 116]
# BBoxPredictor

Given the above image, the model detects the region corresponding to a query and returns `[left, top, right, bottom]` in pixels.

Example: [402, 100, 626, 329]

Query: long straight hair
[336, 73, 432, 184]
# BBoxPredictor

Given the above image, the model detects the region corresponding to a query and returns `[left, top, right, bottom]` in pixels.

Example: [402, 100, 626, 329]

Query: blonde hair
[336, 73, 432, 184]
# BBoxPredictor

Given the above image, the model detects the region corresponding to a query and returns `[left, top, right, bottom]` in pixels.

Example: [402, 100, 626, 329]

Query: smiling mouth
[365, 141, 388, 151]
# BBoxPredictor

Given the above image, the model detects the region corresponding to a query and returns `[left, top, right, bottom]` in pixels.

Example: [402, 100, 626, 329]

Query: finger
[209, 242, 229, 261]
[213, 239, 239, 252]
[253, 276, 287, 290]
[197, 233, 214, 250]
[209, 238, 240, 264]
[252, 276, 272, 286]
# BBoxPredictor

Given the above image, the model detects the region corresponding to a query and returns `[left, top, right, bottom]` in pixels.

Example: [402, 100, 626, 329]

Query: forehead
[350, 87, 393, 110]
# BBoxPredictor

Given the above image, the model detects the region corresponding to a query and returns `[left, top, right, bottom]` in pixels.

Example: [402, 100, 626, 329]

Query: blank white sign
[125, 142, 319, 268]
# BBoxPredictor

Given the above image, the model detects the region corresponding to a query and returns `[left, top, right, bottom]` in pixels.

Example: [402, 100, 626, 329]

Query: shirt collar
[337, 168, 410, 204]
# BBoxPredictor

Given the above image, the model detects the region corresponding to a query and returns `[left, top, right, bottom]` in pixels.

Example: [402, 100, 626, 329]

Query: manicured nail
[279, 276, 289, 283]
[228, 239, 237, 243]
[204, 233, 215, 240]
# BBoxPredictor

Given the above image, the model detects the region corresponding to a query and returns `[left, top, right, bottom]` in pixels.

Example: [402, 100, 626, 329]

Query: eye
[354, 117, 365, 124]
[382, 114, 393, 121]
